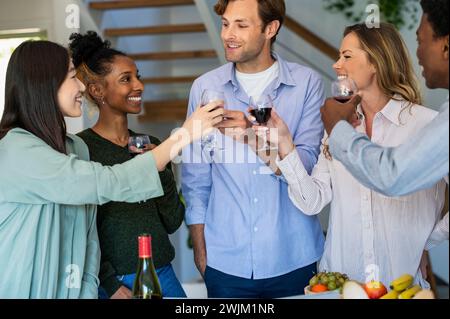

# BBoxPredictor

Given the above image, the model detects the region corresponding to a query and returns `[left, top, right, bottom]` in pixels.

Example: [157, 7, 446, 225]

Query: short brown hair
[214, 0, 286, 44]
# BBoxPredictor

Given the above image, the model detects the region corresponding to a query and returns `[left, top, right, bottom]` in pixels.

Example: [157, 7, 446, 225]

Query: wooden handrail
[284, 15, 339, 60]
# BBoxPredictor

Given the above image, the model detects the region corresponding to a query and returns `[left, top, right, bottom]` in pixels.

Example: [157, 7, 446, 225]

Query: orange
[311, 284, 328, 293]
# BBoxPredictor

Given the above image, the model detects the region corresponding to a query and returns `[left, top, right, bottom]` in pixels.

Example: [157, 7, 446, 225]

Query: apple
[363, 281, 388, 299]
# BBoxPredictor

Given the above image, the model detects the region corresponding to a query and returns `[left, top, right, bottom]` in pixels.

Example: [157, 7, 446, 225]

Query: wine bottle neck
[138, 235, 152, 258]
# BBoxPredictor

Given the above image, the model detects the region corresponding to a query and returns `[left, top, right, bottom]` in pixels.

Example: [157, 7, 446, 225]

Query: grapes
[309, 276, 319, 287]
[308, 271, 350, 293]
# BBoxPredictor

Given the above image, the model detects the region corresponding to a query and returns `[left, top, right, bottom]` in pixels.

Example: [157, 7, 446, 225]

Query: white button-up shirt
[277, 98, 447, 287]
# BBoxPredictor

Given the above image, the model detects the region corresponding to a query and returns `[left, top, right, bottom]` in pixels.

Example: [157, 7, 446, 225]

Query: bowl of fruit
[305, 271, 349, 295]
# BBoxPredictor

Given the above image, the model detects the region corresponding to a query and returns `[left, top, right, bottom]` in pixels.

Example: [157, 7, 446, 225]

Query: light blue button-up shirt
[329, 99, 449, 196]
[182, 54, 325, 279]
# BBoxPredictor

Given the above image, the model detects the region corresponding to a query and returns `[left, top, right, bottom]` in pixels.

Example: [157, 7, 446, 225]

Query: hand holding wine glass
[128, 135, 151, 157]
[181, 100, 225, 143]
[250, 107, 295, 160]
[249, 95, 274, 151]
[331, 77, 358, 103]
[199, 90, 226, 152]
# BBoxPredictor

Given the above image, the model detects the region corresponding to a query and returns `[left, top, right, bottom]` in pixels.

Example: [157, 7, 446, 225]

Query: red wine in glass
[331, 77, 357, 104]
[249, 95, 274, 151]
[334, 93, 354, 103]
[250, 108, 272, 124]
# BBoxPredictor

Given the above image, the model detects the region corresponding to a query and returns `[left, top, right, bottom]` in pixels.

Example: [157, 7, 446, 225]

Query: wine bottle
[132, 234, 163, 299]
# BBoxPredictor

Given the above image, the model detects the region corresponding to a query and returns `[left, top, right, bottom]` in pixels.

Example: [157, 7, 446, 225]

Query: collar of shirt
[356, 95, 408, 130]
[219, 53, 297, 101]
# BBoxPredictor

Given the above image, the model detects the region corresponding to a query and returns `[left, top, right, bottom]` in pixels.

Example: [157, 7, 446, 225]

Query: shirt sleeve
[78, 205, 101, 299]
[277, 142, 333, 215]
[291, 71, 325, 175]
[155, 166, 185, 234]
[425, 212, 449, 251]
[181, 80, 212, 226]
[0, 132, 163, 205]
[329, 104, 449, 196]
[271, 71, 325, 184]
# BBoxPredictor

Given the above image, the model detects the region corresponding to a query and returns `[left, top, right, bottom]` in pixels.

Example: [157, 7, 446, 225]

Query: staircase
[86, 0, 338, 124]
[87, 0, 220, 123]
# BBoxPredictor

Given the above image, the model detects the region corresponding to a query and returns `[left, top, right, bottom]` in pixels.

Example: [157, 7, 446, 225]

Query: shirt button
[254, 227, 258, 232]
[254, 198, 258, 203]
[253, 170, 257, 175]
[363, 195, 369, 201]
[365, 222, 371, 229]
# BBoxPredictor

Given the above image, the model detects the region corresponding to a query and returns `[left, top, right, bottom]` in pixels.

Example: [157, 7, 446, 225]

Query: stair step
[139, 99, 188, 122]
[129, 50, 217, 61]
[90, 0, 194, 10]
[104, 23, 206, 37]
[141, 75, 198, 84]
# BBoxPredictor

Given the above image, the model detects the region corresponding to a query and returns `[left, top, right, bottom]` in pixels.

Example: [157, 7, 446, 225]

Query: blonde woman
[253, 23, 446, 287]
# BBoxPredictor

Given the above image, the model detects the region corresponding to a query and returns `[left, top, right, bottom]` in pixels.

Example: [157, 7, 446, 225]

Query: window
[0, 29, 46, 121]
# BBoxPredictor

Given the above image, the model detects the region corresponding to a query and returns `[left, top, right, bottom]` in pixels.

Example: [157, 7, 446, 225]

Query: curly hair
[68, 31, 126, 104]
[420, 0, 449, 38]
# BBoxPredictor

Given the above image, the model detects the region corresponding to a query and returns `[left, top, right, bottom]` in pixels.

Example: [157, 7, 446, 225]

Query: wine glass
[200, 89, 225, 153]
[128, 135, 151, 157]
[331, 77, 358, 103]
[249, 95, 273, 151]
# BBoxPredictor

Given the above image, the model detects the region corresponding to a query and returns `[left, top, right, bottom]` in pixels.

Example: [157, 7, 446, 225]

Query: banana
[380, 290, 400, 299]
[390, 274, 414, 292]
[398, 285, 422, 299]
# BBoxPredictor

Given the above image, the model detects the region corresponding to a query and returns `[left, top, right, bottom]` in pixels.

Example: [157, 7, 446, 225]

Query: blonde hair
[323, 23, 423, 160]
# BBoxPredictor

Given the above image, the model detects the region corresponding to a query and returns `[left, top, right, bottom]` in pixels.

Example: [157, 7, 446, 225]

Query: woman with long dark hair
[0, 40, 223, 298]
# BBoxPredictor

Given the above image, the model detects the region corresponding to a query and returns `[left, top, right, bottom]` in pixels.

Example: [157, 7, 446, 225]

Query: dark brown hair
[214, 0, 286, 44]
[0, 41, 69, 153]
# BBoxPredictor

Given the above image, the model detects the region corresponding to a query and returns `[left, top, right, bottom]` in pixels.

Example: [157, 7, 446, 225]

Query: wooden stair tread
[129, 50, 217, 60]
[90, 0, 194, 10]
[141, 75, 198, 84]
[104, 23, 206, 36]
[139, 99, 188, 122]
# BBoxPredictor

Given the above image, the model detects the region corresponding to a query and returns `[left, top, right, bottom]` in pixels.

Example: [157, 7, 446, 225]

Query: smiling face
[57, 61, 86, 117]
[220, 0, 274, 68]
[94, 55, 144, 114]
[416, 14, 449, 89]
[333, 32, 377, 94]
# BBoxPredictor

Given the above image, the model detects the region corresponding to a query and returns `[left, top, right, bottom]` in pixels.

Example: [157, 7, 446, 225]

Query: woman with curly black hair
[69, 31, 187, 299]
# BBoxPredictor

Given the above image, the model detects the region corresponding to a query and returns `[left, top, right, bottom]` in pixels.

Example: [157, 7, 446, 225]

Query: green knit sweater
[77, 128, 185, 297]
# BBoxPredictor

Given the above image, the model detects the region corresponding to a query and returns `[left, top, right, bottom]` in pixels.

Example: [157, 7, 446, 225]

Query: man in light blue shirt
[320, 0, 449, 197]
[182, 0, 325, 298]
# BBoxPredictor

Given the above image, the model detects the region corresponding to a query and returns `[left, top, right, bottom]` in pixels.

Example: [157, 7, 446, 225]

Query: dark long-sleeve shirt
[77, 128, 184, 297]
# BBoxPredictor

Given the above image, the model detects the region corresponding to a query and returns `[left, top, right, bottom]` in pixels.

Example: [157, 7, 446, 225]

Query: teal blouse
[0, 128, 163, 298]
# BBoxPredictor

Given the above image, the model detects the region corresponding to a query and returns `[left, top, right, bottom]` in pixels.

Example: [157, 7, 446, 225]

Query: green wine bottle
[132, 234, 163, 299]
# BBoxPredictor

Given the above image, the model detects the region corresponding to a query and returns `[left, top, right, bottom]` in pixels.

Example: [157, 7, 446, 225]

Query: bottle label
[138, 235, 152, 258]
